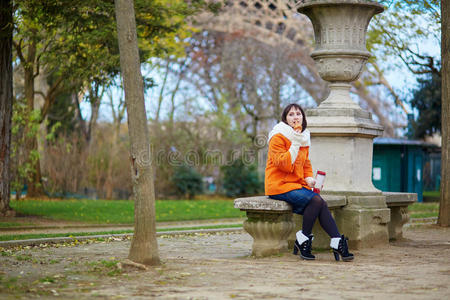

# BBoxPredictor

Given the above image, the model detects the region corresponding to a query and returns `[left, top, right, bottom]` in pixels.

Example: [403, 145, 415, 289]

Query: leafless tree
[115, 0, 160, 265]
[0, 0, 15, 216]
[439, 0, 449, 227]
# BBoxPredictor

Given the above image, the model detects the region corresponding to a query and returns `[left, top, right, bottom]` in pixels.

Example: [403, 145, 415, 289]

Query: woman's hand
[292, 130, 308, 145]
[289, 130, 309, 164]
[305, 177, 316, 188]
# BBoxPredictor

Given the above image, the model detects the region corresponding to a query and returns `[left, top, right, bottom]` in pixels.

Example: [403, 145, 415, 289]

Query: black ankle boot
[293, 235, 315, 260]
[332, 235, 354, 261]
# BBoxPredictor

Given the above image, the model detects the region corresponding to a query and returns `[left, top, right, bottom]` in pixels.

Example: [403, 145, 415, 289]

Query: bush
[171, 165, 203, 199]
[40, 125, 132, 200]
[221, 159, 262, 197]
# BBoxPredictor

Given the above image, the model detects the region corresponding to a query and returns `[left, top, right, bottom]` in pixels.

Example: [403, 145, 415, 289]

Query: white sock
[330, 237, 341, 249]
[296, 230, 309, 244]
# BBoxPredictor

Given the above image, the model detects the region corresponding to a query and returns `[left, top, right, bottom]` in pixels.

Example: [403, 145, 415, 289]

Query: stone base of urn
[304, 105, 390, 249]
[288, 192, 416, 249]
[334, 194, 391, 249]
[287, 194, 391, 249]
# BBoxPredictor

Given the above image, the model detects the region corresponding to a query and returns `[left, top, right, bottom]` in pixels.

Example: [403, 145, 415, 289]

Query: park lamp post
[293, 0, 394, 248]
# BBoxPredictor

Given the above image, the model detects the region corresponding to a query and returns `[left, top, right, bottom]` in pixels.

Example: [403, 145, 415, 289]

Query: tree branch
[352, 81, 396, 137]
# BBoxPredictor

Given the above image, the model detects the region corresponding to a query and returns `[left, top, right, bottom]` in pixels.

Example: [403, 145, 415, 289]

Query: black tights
[302, 195, 340, 238]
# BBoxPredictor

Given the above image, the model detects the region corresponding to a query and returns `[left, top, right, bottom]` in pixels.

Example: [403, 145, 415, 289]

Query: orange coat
[265, 133, 314, 195]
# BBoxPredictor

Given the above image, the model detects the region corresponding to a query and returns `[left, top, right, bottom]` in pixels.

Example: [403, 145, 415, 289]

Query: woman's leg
[301, 195, 322, 236]
[301, 194, 354, 261]
[317, 200, 340, 238]
[302, 195, 340, 238]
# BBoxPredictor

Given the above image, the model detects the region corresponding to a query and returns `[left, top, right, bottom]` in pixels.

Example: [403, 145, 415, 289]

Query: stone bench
[384, 192, 417, 240]
[234, 195, 346, 257]
[234, 192, 416, 257]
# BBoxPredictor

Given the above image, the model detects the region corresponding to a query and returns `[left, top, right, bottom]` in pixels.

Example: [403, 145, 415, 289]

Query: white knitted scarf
[267, 121, 311, 147]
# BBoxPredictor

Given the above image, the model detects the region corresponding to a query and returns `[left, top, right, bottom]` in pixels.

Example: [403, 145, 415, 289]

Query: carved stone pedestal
[234, 197, 294, 257]
[288, 194, 391, 249]
[334, 195, 391, 249]
[384, 192, 417, 240]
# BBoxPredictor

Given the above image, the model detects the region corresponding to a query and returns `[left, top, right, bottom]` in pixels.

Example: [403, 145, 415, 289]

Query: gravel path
[0, 218, 245, 236]
[1, 224, 449, 299]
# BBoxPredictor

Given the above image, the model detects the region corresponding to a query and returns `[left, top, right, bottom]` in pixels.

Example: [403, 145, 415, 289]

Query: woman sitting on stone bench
[265, 103, 354, 261]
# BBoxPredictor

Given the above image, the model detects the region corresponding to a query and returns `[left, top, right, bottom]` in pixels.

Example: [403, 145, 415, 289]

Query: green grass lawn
[423, 191, 440, 198]
[3, 199, 439, 227]
[409, 202, 439, 219]
[8, 198, 245, 224]
[409, 202, 439, 212]
[422, 191, 440, 202]
[0, 224, 243, 241]
[0, 222, 35, 228]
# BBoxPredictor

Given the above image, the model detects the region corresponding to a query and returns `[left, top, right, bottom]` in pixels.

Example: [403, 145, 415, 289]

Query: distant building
[372, 138, 440, 202]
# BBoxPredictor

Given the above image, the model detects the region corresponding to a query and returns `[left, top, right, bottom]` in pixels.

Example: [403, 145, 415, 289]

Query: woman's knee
[310, 195, 324, 208]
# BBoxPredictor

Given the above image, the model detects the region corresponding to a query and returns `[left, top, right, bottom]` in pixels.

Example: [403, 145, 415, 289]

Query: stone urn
[293, 1, 392, 248]
[294, 0, 385, 193]
[295, 0, 384, 109]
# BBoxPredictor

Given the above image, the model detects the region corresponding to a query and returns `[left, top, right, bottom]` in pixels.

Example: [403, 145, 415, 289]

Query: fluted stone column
[295, 0, 391, 248]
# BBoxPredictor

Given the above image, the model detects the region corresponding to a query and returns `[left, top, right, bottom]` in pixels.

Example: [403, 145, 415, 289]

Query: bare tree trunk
[27, 154, 44, 197]
[114, 0, 160, 265]
[439, 0, 449, 227]
[105, 123, 119, 199]
[105, 113, 122, 199]
[353, 81, 396, 137]
[105, 86, 126, 199]
[87, 82, 102, 147]
[0, 0, 15, 216]
[72, 92, 88, 137]
[154, 60, 170, 124]
[19, 35, 44, 198]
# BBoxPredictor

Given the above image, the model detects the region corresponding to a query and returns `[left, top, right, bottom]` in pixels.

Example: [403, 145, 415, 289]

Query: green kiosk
[372, 138, 428, 202]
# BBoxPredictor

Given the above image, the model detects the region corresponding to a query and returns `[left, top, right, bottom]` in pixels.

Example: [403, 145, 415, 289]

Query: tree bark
[27, 154, 44, 197]
[439, 0, 449, 227]
[0, 0, 15, 216]
[87, 81, 102, 146]
[352, 81, 396, 137]
[104, 90, 125, 199]
[114, 0, 160, 265]
[19, 33, 44, 197]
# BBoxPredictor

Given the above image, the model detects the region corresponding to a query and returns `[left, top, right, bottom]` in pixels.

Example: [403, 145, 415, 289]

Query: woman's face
[286, 107, 303, 128]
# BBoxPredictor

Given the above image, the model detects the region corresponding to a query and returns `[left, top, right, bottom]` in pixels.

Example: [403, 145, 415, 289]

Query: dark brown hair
[281, 103, 307, 132]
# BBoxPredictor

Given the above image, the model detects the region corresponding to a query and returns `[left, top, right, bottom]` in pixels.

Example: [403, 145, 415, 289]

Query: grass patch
[0, 276, 19, 291]
[423, 191, 440, 198]
[15, 254, 32, 261]
[409, 202, 439, 212]
[9, 198, 245, 224]
[0, 222, 35, 228]
[409, 202, 439, 219]
[86, 259, 122, 277]
[7, 200, 438, 225]
[39, 276, 56, 283]
[0, 224, 242, 241]
[423, 191, 440, 202]
[410, 212, 438, 219]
